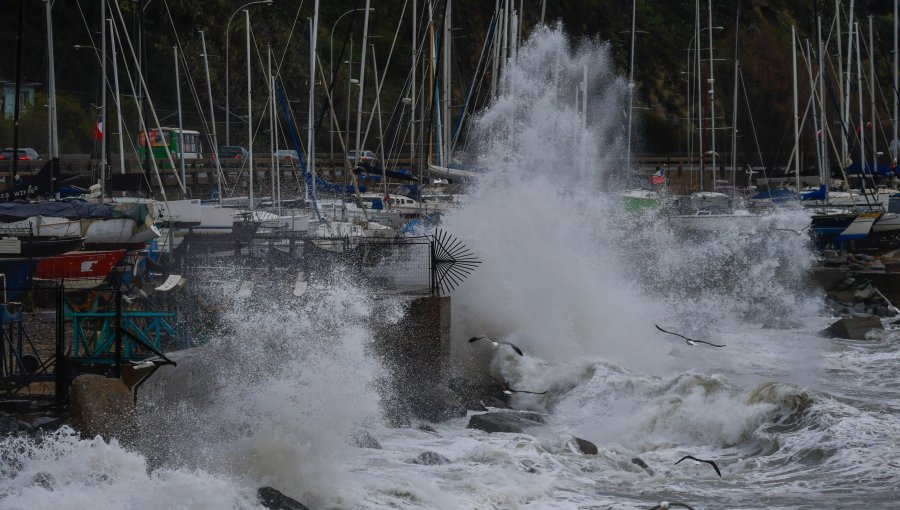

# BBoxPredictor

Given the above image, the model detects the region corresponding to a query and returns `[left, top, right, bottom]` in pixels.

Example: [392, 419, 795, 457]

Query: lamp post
[330, 7, 373, 159]
[225, 0, 273, 147]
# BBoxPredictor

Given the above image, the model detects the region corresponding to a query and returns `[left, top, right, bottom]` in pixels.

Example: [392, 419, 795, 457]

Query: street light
[330, 7, 374, 158]
[226, 0, 273, 146]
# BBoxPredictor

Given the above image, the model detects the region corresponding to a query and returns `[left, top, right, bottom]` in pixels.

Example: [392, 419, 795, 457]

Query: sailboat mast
[200, 30, 224, 204]
[269, 45, 275, 211]
[869, 16, 876, 171]
[412, 0, 418, 198]
[625, 0, 636, 175]
[730, 7, 740, 195]
[837, 0, 846, 167]
[443, 0, 452, 165]
[806, 39, 824, 182]
[355, 0, 372, 170]
[45, 0, 58, 164]
[246, 9, 254, 210]
[101, 0, 108, 188]
[109, 19, 124, 177]
[792, 25, 800, 191]
[707, 0, 717, 187]
[695, 0, 703, 190]
[818, 15, 828, 180]
[891, 0, 900, 165]
[309, 0, 320, 207]
[174, 46, 185, 191]
[490, 0, 499, 98]
[856, 22, 865, 178]
[844, 1, 855, 169]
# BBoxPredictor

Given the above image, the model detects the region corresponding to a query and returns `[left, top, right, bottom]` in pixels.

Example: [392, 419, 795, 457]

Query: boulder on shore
[467, 411, 545, 434]
[821, 316, 883, 340]
[68, 374, 135, 442]
[571, 437, 598, 455]
[257, 486, 310, 510]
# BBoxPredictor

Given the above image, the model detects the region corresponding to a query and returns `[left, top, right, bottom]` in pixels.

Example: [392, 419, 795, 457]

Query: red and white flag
[650, 167, 666, 185]
[94, 118, 103, 141]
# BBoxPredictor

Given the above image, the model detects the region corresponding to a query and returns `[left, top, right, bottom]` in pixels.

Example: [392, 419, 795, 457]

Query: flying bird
[649, 502, 695, 510]
[655, 325, 726, 348]
[469, 335, 524, 356]
[484, 371, 547, 395]
[773, 225, 810, 235]
[675, 455, 722, 478]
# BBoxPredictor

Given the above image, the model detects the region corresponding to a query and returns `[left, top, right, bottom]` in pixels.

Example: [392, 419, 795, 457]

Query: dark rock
[821, 316, 884, 340]
[411, 451, 451, 465]
[0, 416, 19, 435]
[571, 437, 598, 455]
[257, 486, 310, 510]
[416, 423, 437, 433]
[0, 400, 32, 413]
[631, 457, 655, 476]
[467, 411, 545, 434]
[464, 400, 488, 412]
[30, 472, 55, 490]
[351, 429, 382, 449]
[69, 375, 136, 442]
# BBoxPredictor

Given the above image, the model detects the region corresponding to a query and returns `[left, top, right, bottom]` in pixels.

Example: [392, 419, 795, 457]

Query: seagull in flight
[655, 325, 726, 348]
[675, 455, 722, 477]
[484, 371, 547, 395]
[468, 335, 525, 356]
[649, 502, 695, 510]
[773, 225, 810, 235]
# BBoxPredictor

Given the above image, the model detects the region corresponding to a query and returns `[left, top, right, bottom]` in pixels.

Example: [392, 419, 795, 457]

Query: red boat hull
[34, 250, 125, 288]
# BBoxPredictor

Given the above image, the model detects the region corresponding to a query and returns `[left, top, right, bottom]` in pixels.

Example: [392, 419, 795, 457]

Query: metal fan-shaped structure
[430, 229, 481, 296]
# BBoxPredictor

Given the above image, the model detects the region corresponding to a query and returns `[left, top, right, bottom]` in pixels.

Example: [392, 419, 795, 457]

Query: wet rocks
[416, 423, 437, 433]
[570, 437, 598, 455]
[631, 457, 655, 476]
[467, 411, 545, 434]
[350, 429, 382, 449]
[821, 316, 884, 340]
[406, 383, 467, 423]
[410, 451, 451, 465]
[69, 374, 136, 441]
[257, 486, 311, 510]
[0, 415, 19, 435]
[826, 279, 898, 318]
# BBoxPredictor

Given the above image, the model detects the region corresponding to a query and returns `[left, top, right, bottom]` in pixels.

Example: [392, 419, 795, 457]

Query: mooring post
[54, 283, 66, 408]
[114, 286, 123, 378]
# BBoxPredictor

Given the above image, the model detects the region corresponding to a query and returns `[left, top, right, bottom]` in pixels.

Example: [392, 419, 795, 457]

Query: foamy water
[3, 24, 900, 510]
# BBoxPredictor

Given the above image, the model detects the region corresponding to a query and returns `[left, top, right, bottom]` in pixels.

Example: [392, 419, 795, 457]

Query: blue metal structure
[66, 303, 176, 363]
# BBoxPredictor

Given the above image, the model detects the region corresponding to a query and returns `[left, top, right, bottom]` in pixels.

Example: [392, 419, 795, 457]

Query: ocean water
[3, 25, 900, 510]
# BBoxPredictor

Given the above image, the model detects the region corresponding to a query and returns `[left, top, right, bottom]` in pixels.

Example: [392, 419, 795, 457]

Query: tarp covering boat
[0, 200, 153, 224]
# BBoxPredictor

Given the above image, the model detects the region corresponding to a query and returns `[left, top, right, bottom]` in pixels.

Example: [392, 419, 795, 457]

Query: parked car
[0, 147, 41, 161]
[215, 146, 249, 159]
[347, 150, 376, 164]
[274, 149, 300, 163]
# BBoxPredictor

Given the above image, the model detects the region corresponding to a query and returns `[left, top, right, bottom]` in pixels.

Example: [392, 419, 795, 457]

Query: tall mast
[246, 9, 253, 210]
[442, 0, 452, 165]
[174, 45, 185, 192]
[792, 25, 800, 191]
[45, 0, 58, 167]
[412, 0, 418, 197]
[856, 22, 865, 179]
[818, 15, 828, 180]
[869, 16, 876, 171]
[894, 0, 898, 166]
[837, 0, 846, 167]
[844, 1, 855, 169]
[200, 30, 224, 204]
[707, 0, 717, 187]
[490, 0, 500, 98]
[309, 0, 320, 208]
[730, 6, 740, 195]
[695, 0, 703, 189]
[806, 39, 824, 183]
[101, 0, 108, 192]
[110, 19, 124, 177]
[355, 0, 372, 170]
[269, 45, 274, 211]
[625, 0, 636, 175]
